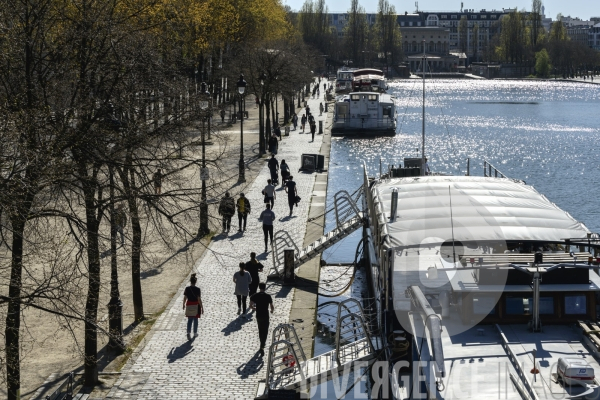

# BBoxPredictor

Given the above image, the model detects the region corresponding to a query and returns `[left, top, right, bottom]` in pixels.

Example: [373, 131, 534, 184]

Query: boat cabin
[332, 92, 396, 134]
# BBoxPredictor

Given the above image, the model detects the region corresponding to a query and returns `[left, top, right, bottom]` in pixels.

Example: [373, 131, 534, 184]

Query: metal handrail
[334, 190, 361, 227]
[334, 312, 376, 366]
[483, 159, 507, 178]
[496, 324, 540, 400]
[271, 323, 307, 363]
[266, 339, 307, 390]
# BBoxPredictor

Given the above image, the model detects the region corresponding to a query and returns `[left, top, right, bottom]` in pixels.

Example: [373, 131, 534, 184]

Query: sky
[281, 0, 600, 21]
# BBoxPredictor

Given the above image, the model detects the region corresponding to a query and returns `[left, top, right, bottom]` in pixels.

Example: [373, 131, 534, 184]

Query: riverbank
[95, 80, 333, 400]
[23, 95, 283, 399]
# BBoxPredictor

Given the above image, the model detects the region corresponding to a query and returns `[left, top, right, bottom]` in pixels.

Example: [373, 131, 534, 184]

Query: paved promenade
[106, 88, 329, 399]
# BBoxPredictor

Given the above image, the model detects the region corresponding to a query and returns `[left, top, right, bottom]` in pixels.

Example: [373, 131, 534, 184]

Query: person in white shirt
[423, 157, 431, 175]
[262, 179, 276, 208]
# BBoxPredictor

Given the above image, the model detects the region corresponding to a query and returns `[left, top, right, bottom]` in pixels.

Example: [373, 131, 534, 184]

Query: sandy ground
[0, 96, 284, 398]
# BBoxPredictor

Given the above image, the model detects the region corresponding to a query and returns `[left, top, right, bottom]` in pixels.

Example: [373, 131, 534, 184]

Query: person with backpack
[236, 193, 251, 232]
[218, 192, 235, 233]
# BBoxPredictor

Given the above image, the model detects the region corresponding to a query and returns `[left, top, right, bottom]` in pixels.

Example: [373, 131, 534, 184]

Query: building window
[401, 22, 405, 26]
[409, 22, 413, 26]
[481, 15, 487, 19]
[565, 294, 587, 314]
[451, 15, 457, 19]
[417, 22, 421, 26]
[441, 15, 447, 19]
[491, 15, 497, 19]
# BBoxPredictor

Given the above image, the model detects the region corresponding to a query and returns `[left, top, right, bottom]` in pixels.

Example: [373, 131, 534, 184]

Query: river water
[324, 79, 600, 264]
[313, 79, 600, 399]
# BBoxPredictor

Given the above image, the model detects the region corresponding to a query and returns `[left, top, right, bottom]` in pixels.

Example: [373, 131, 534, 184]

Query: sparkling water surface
[324, 79, 600, 263]
[313, 80, 600, 398]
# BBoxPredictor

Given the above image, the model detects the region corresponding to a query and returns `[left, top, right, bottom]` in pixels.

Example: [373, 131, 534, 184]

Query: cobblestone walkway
[107, 91, 328, 399]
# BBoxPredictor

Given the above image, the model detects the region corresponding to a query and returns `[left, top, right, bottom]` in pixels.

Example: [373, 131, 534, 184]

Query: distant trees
[496, 10, 530, 64]
[374, 0, 403, 68]
[344, 0, 369, 65]
[535, 48, 552, 77]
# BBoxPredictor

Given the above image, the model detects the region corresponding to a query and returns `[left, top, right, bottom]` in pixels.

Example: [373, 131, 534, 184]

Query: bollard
[283, 248, 295, 284]
[318, 120, 323, 134]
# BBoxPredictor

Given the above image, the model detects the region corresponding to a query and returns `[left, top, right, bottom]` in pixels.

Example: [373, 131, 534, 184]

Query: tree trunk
[258, 100, 265, 155]
[129, 168, 144, 321]
[117, 158, 144, 321]
[78, 160, 101, 386]
[265, 96, 272, 141]
[5, 217, 25, 400]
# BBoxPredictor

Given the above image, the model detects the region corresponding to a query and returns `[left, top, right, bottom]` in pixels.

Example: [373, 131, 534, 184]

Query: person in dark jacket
[280, 159, 290, 188]
[285, 176, 298, 216]
[268, 135, 278, 154]
[218, 192, 235, 232]
[236, 193, 251, 232]
[259, 204, 276, 253]
[267, 154, 279, 183]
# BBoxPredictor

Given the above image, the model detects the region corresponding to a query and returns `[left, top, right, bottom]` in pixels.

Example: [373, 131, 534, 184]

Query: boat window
[368, 94, 378, 101]
[505, 297, 554, 315]
[351, 94, 360, 101]
[565, 294, 587, 314]
[383, 106, 391, 116]
[473, 296, 496, 315]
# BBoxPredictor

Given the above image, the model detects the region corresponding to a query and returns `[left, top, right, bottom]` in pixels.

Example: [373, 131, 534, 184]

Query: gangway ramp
[269, 190, 365, 278]
[256, 299, 380, 398]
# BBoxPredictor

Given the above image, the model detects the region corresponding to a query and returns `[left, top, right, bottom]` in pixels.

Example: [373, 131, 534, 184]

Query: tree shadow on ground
[221, 315, 253, 336]
[236, 351, 264, 379]
[167, 339, 195, 363]
[141, 237, 197, 279]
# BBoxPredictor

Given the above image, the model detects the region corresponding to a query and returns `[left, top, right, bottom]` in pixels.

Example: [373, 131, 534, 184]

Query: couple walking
[232, 254, 274, 356]
[218, 192, 251, 233]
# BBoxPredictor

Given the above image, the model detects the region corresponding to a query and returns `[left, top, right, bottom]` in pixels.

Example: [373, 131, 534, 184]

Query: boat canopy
[373, 176, 590, 248]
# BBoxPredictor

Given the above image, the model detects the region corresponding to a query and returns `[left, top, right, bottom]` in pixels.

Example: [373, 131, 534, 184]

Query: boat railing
[333, 116, 395, 130]
[483, 159, 508, 178]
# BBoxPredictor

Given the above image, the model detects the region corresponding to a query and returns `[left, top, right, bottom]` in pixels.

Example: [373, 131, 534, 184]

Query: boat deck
[502, 324, 600, 399]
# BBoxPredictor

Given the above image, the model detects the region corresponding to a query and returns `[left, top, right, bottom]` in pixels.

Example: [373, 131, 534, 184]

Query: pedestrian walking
[280, 159, 290, 187]
[274, 125, 282, 141]
[301, 114, 307, 133]
[310, 121, 316, 142]
[233, 262, 252, 316]
[245, 252, 264, 296]
[182, 273, 203, 341]
[268, 135, 278, 154]
[218, 191, 235, 233]
[259, 204, 275, 252]
[220, 109, 225, 123]
[255, 96, 259, 108]
[262, 179, 276, 208]
[267, 154, 279, 183]
[285, 176, 298, 216]
[323, 82, 327, 91]
[114, 204, 127, 246]
[250, 282, 274, 356]
[319, 102, 324, 116]
[292, 113, 298, 130]
[236, 193, 251, 232]
[153, 169, 162, 194]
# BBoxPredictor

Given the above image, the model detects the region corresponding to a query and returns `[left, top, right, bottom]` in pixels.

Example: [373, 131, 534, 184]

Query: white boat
[351, 68, 388, 92]
[335, 67, 357, 93]
[332, 91, 397, 135]
[361, 51, 600, 398]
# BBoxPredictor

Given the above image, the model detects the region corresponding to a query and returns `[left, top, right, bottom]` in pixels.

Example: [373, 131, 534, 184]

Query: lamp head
[237, 74, 246, 95]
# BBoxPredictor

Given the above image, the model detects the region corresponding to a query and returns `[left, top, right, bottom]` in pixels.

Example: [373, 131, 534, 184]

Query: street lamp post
[198, 82, 210, 237]
[237, 74, 247, 183]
